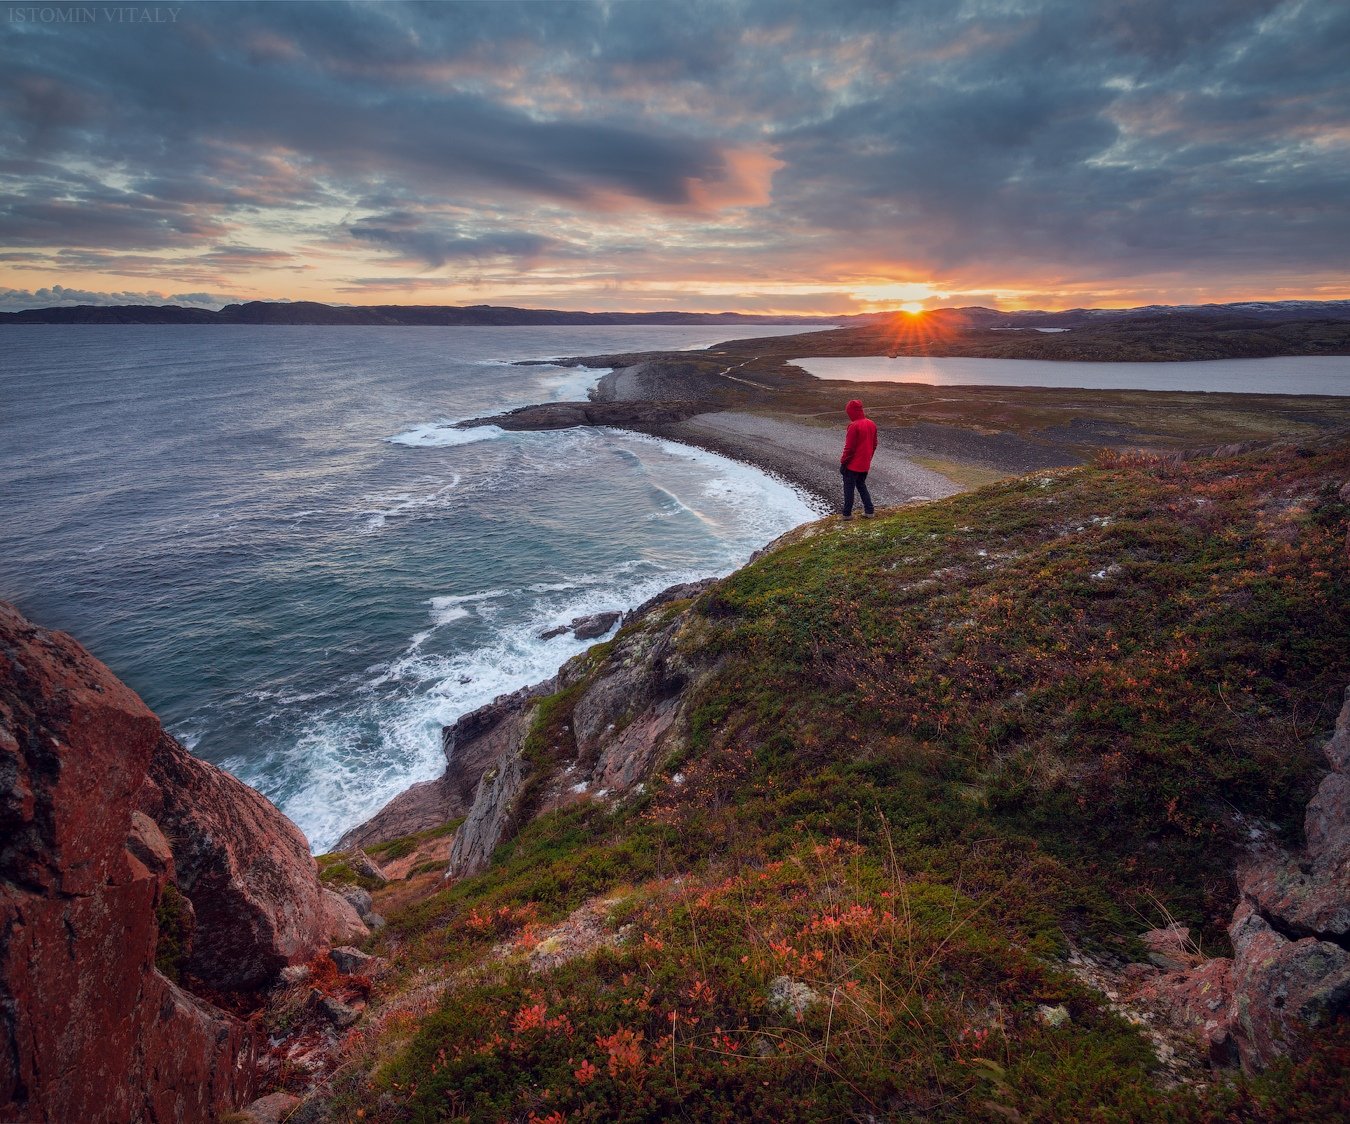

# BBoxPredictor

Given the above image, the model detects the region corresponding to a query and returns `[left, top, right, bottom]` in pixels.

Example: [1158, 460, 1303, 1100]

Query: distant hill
[3, 297, 1349, 327]
[0, 300, 841, 326]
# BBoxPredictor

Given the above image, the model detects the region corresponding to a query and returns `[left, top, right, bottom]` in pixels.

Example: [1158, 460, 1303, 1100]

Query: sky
[2, 0, 1348, 315]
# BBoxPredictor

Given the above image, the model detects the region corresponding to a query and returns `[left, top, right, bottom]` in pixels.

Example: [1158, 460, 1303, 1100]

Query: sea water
[0, 324, 819, 850]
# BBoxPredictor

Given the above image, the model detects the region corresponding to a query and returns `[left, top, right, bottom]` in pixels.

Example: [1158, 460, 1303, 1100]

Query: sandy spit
[625, 410, 965, 512]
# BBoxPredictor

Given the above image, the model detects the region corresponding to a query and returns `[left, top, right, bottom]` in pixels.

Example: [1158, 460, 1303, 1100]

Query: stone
[0, 600, 255, 1121]
[126, 809, 176, 878]
[337, 885, 373, 918]
[240, 1091, 302, 1124]
[316, 994, 361, 1030]
[348, 848, 387, 884]
[364, 912, 387, 931]
[330, 946, 374, 975]
[1140, 924, 1200, 972]
[570, 611, 620, 640]
[1226, 902, 1350, 1072]
[320, 887, 370, 945]
[539, 625, 570, 640]
[138, 728, 353, 990]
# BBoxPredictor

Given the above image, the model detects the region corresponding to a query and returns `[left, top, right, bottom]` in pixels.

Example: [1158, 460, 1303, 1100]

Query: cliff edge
[0, 601, 364, 1122]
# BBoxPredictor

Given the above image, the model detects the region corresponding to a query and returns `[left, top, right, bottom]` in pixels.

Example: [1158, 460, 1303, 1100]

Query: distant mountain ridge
[0, 300, 839, 326]
[3, 297, 1349, 326]
[923, 299, 1350, 328]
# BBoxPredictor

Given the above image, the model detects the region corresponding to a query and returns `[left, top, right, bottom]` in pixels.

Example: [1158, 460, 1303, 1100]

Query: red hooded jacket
[841, 400, 878, 472]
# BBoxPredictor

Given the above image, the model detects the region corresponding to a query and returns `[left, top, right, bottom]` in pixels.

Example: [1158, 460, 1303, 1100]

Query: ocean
[0, 324, 820, 851]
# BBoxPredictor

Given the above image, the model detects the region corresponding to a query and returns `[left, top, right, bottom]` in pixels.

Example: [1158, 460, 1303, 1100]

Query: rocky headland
[314, 435, 1348, 1120]
[456, 319, 1350, 510]
[4, 433, 1348, 1119]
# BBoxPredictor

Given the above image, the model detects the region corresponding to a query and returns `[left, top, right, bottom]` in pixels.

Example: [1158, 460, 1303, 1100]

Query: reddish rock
[0, 601, 255, 1120]
[1226, 901, 1350, 1072]
[138, 730, 365, 990]
[240, 1090, 302, 1124]
[1142, 688, 1350, 1075]
[1139, 923, 1202, 972]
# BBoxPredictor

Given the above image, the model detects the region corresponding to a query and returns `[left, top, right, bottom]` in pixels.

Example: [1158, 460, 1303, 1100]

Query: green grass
[340, 440, 1349, 1121]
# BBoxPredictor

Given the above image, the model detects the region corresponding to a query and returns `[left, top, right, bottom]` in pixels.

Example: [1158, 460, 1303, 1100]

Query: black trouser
[841, 468, 873, 516]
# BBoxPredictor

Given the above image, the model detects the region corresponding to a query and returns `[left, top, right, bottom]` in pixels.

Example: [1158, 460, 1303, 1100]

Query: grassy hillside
[322, 440, 1350, 1122]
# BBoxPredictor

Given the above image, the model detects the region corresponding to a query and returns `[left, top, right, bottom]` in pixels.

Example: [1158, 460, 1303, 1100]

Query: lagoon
[792, 354, 1350, 396]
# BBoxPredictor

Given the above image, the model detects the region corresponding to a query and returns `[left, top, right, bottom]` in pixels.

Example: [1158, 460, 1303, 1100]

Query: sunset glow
[2, 1, 1348, 314]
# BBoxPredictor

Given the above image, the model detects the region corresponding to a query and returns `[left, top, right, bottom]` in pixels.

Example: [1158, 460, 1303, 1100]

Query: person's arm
[841, 422, 858, 467]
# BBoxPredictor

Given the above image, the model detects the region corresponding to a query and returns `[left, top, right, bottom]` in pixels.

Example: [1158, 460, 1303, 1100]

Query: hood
[846, 399, 866, 421]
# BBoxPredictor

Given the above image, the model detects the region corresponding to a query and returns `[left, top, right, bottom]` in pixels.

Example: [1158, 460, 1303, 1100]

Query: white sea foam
[535, 364, 611, 401]
[249, 427, 821, 852]
[387, 423, 504, 447]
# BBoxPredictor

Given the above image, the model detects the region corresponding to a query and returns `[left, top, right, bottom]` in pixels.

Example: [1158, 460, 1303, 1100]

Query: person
[839, 399, 877, 519]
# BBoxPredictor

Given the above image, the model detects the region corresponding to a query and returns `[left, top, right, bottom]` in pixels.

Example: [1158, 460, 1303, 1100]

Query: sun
[899, 301, 925, 314]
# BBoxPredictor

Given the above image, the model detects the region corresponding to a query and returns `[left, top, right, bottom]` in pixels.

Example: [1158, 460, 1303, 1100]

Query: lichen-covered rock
[320, 887, 370, 947]
[768, 976, 822, 1018]
[330, 946, 374, 975]
[1145, 688, 1350, 1073]
[0, 601, 255, 1121]
[1226, 902, 1350, 1071]
[138, 730, 353, 991]
[240, 1090, 302, 1124]
[446, 750, 526, 879]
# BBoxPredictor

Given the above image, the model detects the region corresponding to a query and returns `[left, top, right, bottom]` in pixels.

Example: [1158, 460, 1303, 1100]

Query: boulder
[1226, 902, 1350, 1071]
[314, 993, 361, 1030]
[0, 601, 255, 1121]
[570, 611, 620, 640]
[240, 1091, 302, 1124]
[348, 848, 387, 884]
[320, 887, 370, 946]
[138, 729, 351, 991]
[330, 946, 374, 975]
[336, 884, 373, 918]
[1146, 687, 1350, 1073]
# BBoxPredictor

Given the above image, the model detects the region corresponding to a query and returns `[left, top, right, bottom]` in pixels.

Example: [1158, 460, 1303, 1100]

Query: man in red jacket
[840, 399, 878, 519]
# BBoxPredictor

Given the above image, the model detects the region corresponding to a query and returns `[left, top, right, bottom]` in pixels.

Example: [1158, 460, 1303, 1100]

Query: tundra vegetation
[318, 439, 1348, 1122]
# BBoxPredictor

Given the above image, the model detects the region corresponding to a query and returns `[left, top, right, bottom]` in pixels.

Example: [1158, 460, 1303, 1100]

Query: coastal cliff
[322, 436, 1348, 1120]
[0, 603, 364, 1122]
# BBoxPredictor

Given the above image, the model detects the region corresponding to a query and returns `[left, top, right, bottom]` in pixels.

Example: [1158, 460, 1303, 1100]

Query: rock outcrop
[1145, 687, 1350, 1072]
[343, 579, 717, 858]
[445, 583, 714, 879]
[337, 679, 556, 851]
[0, 601, 356, 1121]
[138, 730, 366, 990]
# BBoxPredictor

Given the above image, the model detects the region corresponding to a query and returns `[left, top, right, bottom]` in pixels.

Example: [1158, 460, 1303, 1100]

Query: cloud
[0, 284, 242, 311]
[347, 217, 557, 270]
[0, 0, 1346, 307]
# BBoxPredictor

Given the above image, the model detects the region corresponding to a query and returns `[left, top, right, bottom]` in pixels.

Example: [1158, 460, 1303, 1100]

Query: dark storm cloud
[348, 216, 556, 270]
[0, 0, 1346, 291]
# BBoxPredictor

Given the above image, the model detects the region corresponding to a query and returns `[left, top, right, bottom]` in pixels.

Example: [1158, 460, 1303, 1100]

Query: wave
[386, 423, 504, 448]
